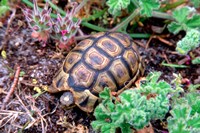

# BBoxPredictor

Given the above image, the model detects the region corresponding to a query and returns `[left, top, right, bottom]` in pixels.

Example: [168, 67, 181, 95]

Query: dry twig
[146, 34, 173, 49]
[1, 65, 20, 110]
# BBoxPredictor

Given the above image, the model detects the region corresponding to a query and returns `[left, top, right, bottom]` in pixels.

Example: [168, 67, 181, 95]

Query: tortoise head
[60, 91, 74, 106]
[59, 90, 99, 112]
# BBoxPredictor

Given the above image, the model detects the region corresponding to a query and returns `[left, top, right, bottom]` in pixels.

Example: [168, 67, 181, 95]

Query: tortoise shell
[48, 32, 144, 112]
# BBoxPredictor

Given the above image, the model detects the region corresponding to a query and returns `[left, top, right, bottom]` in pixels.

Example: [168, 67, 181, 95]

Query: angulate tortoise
[47, 32, 145, 112]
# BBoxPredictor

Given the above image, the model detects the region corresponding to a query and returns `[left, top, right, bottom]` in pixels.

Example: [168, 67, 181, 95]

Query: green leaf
[192, 56, 200, 64]
[0, 0, 10, 17]
[146, 71, 161, 84]
[20, 71, 26, 77]
[189, 84, 200, 91]
[0, 0, 9, 7]
[187, 114, 200, 128]
[186, 14, 200, 28]
[139, 0, 160, 17]
[99, 87, 111, 100]
[93, 104, 111, 120]
[176, 29, 200, 54]
[139, 71, 172, 96]
[91, 120, 116, 133]
[106, 0, 130, 16]
[191, 0, 200, 8]
[191, 100, 200, 115]
[168, 88, 200, 133]
[168, 7, 200, 34]
[101, 122, 116, 133]
[148, 95, 169, 119]
[168, 22, 185, 34]
[172, 7, 190, 23]
[92, 72, 171, 132]
[92, 102, 116, 133]
[120, 123, 131, 133]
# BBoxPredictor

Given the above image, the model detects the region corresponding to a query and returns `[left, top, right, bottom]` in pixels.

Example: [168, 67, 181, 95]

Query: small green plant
[106, 0, 160, 17]
[192, 56, 200, 64]
[0, 0, 10, 17]
[176, 29, 200, 54]
[92, 72, 171, 133]
[22, 0, 81, 49]
[167, 6, 200, 34]
[167, 6, 200, 62]
[50, 2, 81, 49]
[22, 1, 52, 43]
[167, 85, 200, 133]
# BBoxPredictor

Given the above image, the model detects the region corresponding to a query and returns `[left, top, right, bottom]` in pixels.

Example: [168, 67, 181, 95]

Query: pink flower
[61, 30, 68, 36]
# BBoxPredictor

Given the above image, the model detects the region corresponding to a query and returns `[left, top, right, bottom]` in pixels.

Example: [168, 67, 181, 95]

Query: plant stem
[44, 0, 66, 15]
[75, 0, 89, 14]
[152, 11, 174, 20]
[129, 33, 151, 38]
[111, 8, 140, 32]
[81, 22, 108, 32]
[160, 0, 188, 12]
[21, 0, 33, 7]
[83, 9, 107, 22]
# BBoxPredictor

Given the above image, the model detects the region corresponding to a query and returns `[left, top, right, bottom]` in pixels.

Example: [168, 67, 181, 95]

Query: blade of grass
[161, 61, 189, 68]
[111, 8, 140, 32]
[160, 0, 188, 12]
[129, 33, 151, 38]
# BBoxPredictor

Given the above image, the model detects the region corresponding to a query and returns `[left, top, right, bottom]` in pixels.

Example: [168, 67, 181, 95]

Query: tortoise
[47, 32, 145, 112]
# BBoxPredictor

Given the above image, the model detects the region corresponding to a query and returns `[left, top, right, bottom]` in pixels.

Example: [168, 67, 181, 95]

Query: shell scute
[123, 49, 139, 75]
[110, 59, 130, 87]
[92, 72, 117, 95]
[109, 32, 131, 47]
[74, 39, 93, 51]
[63, 52, 81, 72]
[69, 63, 95, 89]
[84, 48, 110, 70]
[96, 38, 122, 57]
